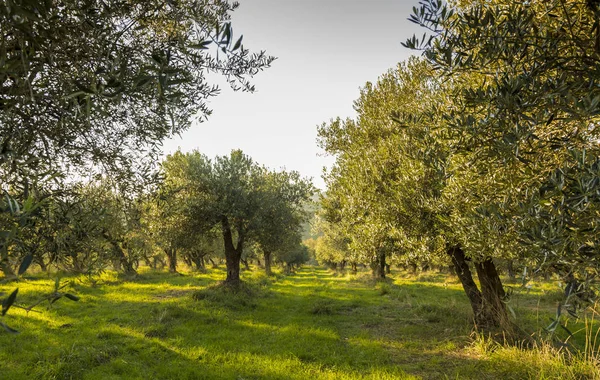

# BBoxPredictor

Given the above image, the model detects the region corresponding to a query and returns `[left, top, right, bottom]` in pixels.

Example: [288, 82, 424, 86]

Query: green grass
[0, 267, 598, 379]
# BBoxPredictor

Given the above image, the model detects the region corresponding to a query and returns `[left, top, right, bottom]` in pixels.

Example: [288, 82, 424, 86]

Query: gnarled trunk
[111, 241, 136, 275]
[222, 217, 243, 287]
[447, 245, 483, 325]
[241, 258, 250, 271]
[378, 251, 386, 279]
[448, 245, 509, 329]
[475, 258, 508, 327]
[371, 251, 386, 279]
[264, 251, 272, 276]
[165, 248, 178, 273]
[408, 262, 418, 274]
[225, 249, 241, 285]
[103, 232, 136, 276]
[34, 256, 48, 272]
[191, 255, 205, 271]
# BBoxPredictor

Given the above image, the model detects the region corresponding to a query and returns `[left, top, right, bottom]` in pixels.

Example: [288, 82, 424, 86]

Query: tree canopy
[160, 150, 314, 285]
[1, 0, 274, 186]
[317, 0, 600, 330]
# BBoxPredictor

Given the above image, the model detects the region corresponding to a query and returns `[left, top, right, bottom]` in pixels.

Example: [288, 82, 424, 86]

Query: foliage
[0, 0, 273, 303]
[278, 244, 311, 273]
[317, 57, 453, 275]
[253, 170, 313, 274]
[160, 150, 314, 284]
[0, 0, 274, 185]
[317, 0, 600, 331]
[405, 0, 600, 302]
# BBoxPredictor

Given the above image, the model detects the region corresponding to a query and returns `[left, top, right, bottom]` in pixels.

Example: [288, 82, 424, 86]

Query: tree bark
[408, 262, 418, 274]
[182, 254, 192, 268]
[351, 262, 357, 274]
[221, 217, 242, 287]
[154, 256, 166, 269]
[103, 232, 136, 275]
[189, 251, 205, 271]
[447, 245, 484, 325]
[165, 248, 178, 273]
[475, 258, 509, 328]
[264, 252, 272, 276]
[506, 260, 515, 281]
[371, 251, 386, 279]
[241, 258, 250, 271]
[225, 250, 241, 286]
[34, 256, 48, 272]
[111, 241, 136, 275]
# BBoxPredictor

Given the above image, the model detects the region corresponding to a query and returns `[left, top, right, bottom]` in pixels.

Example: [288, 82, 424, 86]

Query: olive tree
[162, 150, 313, 286]
[406, 0, 600, 308]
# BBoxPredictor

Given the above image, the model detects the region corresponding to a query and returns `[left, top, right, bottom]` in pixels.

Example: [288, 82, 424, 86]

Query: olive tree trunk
[264, 251, 272, 276]
[221, 217, 243, 287]
[448, 245, 509, 329]
[371, 251, 386, 279]
[165, 248, 178, 273]
[447, 245, 484, 325]
[475, 258, 509, 327]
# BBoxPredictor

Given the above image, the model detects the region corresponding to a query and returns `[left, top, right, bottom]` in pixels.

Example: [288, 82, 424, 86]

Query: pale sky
[162, 0, 421, 189]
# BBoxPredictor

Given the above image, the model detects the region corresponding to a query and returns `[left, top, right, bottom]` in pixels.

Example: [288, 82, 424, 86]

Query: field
[0, 266, 598, 379]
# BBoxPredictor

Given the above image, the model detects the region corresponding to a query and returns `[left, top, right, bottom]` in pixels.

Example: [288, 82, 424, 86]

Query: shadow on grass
[3, 266, 594, 380]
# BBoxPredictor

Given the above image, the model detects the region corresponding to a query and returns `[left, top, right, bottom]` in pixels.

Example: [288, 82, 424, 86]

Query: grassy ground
[0, 266, 598, 379]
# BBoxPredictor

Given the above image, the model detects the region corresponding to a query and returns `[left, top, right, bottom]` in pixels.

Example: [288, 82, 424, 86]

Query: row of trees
[0, 150, 313, 285]
[0, 0, 306, 326]
[1, 0, 274, 273]
[159, 149, 314, 285]
[315, 0, 600, 330]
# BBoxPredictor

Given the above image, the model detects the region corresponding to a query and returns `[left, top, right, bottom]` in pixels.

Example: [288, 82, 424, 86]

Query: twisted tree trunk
[448, 245, 509, 329]
[264, 251, 272, 276]
[222, 217, 243, 287]
[165, 248, 178, 273]
[475, 258, 509, 327]
[447, 245, 483, 325]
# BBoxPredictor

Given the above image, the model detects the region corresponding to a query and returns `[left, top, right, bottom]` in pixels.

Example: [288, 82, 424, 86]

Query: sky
[161, 0, 422, 189]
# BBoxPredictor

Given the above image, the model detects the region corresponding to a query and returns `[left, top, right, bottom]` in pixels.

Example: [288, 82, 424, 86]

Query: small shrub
[378, 283, 391, 296]
[310, 299, 335, 315]
[192, 280, 269, 310]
